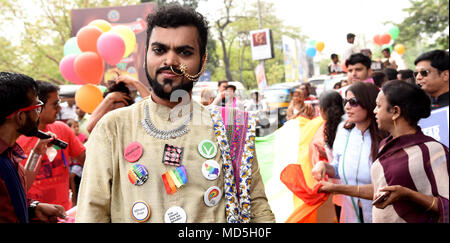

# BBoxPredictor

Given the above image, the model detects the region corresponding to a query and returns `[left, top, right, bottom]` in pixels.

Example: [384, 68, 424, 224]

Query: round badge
[198, 140, 217, 159]
[131, 201, 150, 223]
[128, 164, 149, 186]
[124, 142, 143, 163]
[201, 160, 221, 181]
[203, 186, 222, 207]
[164, 206, 187, 223]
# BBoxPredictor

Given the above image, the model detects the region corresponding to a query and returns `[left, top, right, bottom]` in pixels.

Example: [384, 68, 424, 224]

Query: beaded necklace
[140, 101, 193, 140]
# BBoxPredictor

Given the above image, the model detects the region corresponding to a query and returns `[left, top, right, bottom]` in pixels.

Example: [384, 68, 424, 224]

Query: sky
[197, 0, 412, 59]
[2, 0, 413, 61]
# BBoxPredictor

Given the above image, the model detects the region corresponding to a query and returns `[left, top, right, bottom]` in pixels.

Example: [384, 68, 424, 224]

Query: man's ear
[441, 70, 449, 83]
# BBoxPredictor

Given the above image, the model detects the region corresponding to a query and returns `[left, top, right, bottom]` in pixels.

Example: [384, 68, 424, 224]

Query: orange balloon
[394, 44, 406, 55]
[373, 34, 382, 46]
[74, 51, 104, 85]
[75, 84, 104, 114]
[380, 33, 392, 45]
[315, 41, 325, 52]
[76, 25, 102, 54]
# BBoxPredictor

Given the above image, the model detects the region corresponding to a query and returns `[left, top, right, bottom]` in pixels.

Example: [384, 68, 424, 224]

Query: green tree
[392, 0, 449, 68]
[0, 0, 141, 84]
[210, 0, 305, 89]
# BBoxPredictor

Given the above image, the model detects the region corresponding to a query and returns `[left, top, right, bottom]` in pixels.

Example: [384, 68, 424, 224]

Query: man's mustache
[157, 65, 183, 75]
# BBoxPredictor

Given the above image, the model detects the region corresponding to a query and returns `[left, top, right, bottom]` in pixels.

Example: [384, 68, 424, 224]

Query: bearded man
[76, 3, 274, 223]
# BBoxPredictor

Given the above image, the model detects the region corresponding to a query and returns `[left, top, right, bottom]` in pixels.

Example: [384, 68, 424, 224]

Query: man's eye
[153, 47, 165, 55]
[179, 50, 193, 56]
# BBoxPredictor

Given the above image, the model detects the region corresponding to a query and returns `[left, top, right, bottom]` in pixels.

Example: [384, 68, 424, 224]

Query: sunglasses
[6, 100, 44, 119]
[413, 70, 431, 78]
[343, 97, 359, 107]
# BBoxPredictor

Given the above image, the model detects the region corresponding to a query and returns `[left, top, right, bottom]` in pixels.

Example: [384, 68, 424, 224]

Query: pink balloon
[97, 32, 125, 65]
[59, 54, 85, 84]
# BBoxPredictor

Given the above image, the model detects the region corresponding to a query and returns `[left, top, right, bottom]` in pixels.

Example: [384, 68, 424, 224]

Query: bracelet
[426, 197, 436, 212]
[356, 185, 360, 197]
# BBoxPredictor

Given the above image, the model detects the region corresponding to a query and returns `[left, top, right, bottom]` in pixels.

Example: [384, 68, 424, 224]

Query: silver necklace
[140, 101, 193, 140]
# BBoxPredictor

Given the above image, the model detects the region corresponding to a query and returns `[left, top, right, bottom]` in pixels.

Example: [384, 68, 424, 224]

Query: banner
[282, 35, 310, 82]
[71, 3, 156, 88]
[250, 29, 274, 61]
[255, 62, 268, 92]
[419, 106, 449, 147]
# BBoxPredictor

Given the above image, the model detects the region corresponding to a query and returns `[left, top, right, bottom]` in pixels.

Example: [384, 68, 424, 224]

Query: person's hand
[317, 180, 333, 193]
[105, 91, 131, 106]
[35, 203, 66, 223]
[373, 185, 411, 209]
[301, 103, 315, 119]
[312, 161, 327, 181]
[32, 132, 57, 155]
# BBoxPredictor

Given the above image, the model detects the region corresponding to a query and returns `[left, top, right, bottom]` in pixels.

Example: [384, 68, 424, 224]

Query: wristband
[28, 200, 40, 219]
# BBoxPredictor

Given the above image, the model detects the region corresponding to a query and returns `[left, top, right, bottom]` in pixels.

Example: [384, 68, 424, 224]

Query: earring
[393, 118, 397, 130]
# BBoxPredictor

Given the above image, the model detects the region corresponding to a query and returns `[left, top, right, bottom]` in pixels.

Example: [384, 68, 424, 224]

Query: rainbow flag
[256, 117, 308, 222]
[256, 116, 334, 223]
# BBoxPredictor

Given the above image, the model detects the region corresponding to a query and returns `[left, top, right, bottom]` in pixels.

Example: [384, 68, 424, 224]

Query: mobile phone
[372, 191, 389, 205]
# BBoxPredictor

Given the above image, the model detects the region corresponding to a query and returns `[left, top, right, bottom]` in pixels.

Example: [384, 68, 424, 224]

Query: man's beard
[145, 64, 195, 101]
[18, 113, 39, 137]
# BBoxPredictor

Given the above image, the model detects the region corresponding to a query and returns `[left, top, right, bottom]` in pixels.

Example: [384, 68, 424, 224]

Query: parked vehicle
[307, 74, 346, 97]
[262, 82, 302, 127]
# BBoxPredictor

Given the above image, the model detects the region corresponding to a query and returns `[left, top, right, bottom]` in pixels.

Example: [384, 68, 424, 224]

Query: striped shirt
[371, 130, 449, 223]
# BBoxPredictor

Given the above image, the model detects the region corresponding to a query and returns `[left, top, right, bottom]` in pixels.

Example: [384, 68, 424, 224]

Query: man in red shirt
[17, 81, 86, 211]
[0, 72, 66, 223]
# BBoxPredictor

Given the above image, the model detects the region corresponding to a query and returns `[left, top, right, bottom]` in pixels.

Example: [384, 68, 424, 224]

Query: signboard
[250, 29, 274, 61]
[71, 2, 156, 88]
[419, 106, 449, 147]
[198, 71, 211, 82]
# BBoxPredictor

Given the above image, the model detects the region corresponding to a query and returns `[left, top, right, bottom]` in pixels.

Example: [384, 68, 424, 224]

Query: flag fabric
[256, 117, 303, 222]
[257, 115, 336, 223]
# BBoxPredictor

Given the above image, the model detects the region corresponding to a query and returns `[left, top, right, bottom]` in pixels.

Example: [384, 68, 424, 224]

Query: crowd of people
[0, 3, 448, 224]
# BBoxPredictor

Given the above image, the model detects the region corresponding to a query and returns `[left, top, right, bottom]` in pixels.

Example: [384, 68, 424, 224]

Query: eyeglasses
[413, 70, 431, 78]
[6, 100, 44, 119]
[343, 97, 359, 107]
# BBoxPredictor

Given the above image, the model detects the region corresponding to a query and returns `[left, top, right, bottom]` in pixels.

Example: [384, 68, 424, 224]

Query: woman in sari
[372, 80, 448, 222]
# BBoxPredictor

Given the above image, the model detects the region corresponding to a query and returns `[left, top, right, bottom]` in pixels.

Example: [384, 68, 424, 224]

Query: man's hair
[372, 71, 386, 88]
[347, 33, 355, 40]
[36, 80, 60, 105]
[218, 80, 228, 87]
[345, 53, 372, 69]
[382, 48, 391, 54]
[0, 72, 38, 125]
[398, 69, 415, 84]
[226, 84, 236, 92]
[104, 82, 134, 106]
[383, 68, 398, 81]
[414, 49, 449, 72]
[330, 54, 338, 59]
[145, 3, 209, 59]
